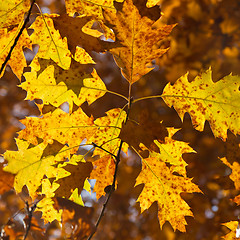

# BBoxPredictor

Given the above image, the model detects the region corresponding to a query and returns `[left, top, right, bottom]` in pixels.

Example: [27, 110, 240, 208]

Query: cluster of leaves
[1, 0, 240, 239]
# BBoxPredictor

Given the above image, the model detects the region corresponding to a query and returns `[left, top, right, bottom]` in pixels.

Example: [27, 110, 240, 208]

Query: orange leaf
[90, 155, 116, 199]
[103, 0, 175, 84]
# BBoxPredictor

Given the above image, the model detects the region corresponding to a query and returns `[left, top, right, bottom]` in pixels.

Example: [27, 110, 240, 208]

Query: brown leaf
[0, 163, 14, 194]
[119, 118, 168, 152]
[52, 14, 108, 56]
[54, 197, 95, 239]
[55, 161, 93, 198]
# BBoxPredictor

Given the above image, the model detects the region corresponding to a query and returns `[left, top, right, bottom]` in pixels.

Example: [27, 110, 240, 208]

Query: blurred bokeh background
[1, 0, 240, 239]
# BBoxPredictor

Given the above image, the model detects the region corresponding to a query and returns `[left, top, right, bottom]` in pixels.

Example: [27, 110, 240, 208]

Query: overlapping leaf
[135, 154, 201, 232]
[162, 68, 240, 141]
[29, 14, 72, 70]
[0, 163, 14, 194]
[55, 161, 93, 198]
[37, 178, 63, 223]
[222, 221, 239, 240]
[152, 128, 195, 176]
[18, 107, 126, 156]
[3, 139, 69, 198]
[65, 0, 124, 18]
[0, 27, 31, 78]
[146, 0, 160, 7]
[134, 131, 200, 232]
[0, 0, 29, 29]
[90, 155, 116, 199]
[52, 14, 109, 56]
[22, 58, 106, 112]
[103, 0, 175, 84]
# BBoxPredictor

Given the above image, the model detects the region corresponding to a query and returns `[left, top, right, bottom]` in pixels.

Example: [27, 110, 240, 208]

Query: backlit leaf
[29, 14, 72, 70]
[103, 0, 175, 84]
[222, 221, 239, 240]
[90, 155, 115, 199]
[135, 148, 201, 232]
[146, 0, 160, 7]
[153, 128, 195, 177]
[0, 27, 31, 79]
[3, 139, 68, 198]
[0, 0, 29, 29]
[54, 161, 93, 198]
[22, 58, 106, 112]
[65, 0, 124, 18]
[18, 108, 126, 156]
[37, 178, 62, 223]
[52, 14, 109, 56]
[162, 68, 240, 141]
[0, 163, 14, 194]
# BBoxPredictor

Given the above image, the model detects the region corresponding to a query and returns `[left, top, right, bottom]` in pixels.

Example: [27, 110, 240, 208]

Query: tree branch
[0, 0, 36, 77]
[23, 201, 37, 240]
[87, 91, 133, 240]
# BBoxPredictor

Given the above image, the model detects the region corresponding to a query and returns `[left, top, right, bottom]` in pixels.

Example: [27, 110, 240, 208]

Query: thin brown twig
[87, 92, 133, 240]
[0, 0, 36, 77]
[23, 201, 37, 240]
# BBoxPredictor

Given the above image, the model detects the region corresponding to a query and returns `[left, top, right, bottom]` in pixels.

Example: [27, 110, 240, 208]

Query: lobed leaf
[65, 0, 124, 18]
[103, 0, 175, 84]
[222, 221, 239, 240]
[0, 27, 31, 79]
[162, 68, 240, 141]
[135, 155, 201, 232]
[18, 107, 126, 156]
[0, 0, 29, 29]
[3, 139, 69, 198]
[29, 14, 72, 70]
[22, 58, 106, 112]
[90, 155, 116, 199]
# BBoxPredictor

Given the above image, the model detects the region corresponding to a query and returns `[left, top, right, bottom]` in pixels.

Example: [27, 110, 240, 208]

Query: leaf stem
[82, 86, 129, 101]
[0, 0, 36, 77]
[132, 94, 163, 103]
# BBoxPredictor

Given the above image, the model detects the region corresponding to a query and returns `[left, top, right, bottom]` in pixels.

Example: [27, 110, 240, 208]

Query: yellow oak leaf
[18, 107, 95, 147]
[18, 108, 126, 156]
[222, 221, 239, 240]
[3, 139, 68, 198]
[103, 0, 175, 84]
[69, 188, 84, 206]
[0, 27, 31, 79]
[37, 178, 62, 224]
[0, 0, 29, 29]
[21, 59, 106, 112]
[146, 0, 160, 8]
[153, 128, 195, 177]
[90, 155, 115, 199]
[162, 68, 240, 141]
[221, 157, 240, 189]
[65, 0, 124, 18]
[29, 14, 72, 70]
[135, 155, 201, 232]
[89, 108, 127, 157]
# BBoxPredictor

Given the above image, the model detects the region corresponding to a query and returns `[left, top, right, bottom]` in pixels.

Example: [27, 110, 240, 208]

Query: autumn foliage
[1, 0, 240, 239]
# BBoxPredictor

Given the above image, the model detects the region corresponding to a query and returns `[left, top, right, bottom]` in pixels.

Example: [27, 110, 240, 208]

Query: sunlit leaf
[135, 146, 201, 232]
[29, 14, 72, 69]
[162, 68, 240, 141]
[0, 27, 31, 79]
[103, 0, 175, 84]
[0, 0, 29, 29]
[22, 58, 106, 112]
